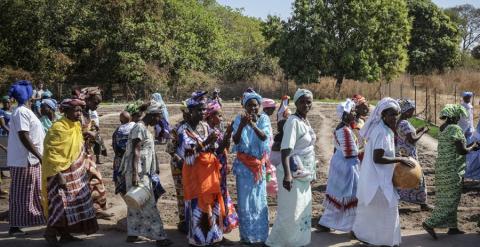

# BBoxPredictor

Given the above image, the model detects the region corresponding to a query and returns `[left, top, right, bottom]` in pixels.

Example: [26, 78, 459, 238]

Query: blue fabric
[233, 161, 269, 243]
[184, 198, 223, 245]
[325, 150, 360, 198]
[152, 93, 169, 120]
[465, 127, 480, 180]
[232, 113, 271, 159]
[242, 92, 262, 106]
[41, 99, 57, 110]
[41, 90, 53, 99]
[0, 109, 11, 136]
[8, 80, 33, 105]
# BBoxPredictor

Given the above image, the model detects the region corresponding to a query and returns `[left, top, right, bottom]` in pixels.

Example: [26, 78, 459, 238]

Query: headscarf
[360, 97, 400, 139]
[336, 99, 356, 119]
[1, 96, 10, 102]
[206, 101, 221, 118]
[462, 91, 473, 97]
[81, 86, 102, 99]
[398, 99, 416, 114]
[293, 88, 313, 103]
[242, 91, 262, 107]
[41, 90, 53, 99]
[8, 80, 33, 105]
[151, 93, 169, 119]
[41, 99, 57, 111]
[262, 98, 276, 109]
[186, 91, 208, 109]
[440, 104, 468, 119]
[352, 94, 367, 106]
[277, 95, 291, 122]
[146, 100, 165, 114]
[60, 98, 86, 109]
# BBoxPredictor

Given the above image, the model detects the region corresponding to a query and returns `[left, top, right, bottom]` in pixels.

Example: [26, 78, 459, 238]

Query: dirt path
[1, 103, 480, 246]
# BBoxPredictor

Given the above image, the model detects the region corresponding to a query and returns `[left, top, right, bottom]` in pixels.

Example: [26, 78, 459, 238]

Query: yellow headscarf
[41, 117, 84, 216]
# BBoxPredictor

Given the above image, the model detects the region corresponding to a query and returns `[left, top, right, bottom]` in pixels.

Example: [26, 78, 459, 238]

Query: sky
[217, 0, 480, 20]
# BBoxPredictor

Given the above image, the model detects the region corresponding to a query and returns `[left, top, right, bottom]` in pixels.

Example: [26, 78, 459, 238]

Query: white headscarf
[336, 99, 356, 119]
[146, 100, 165, 114]
[360, 97, 400, 139]
[293, 88, 313, 103]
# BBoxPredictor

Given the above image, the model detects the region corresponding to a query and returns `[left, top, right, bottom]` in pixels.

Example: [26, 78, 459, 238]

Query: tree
[407, 0, 461, 75]
[263, 0, 411, 93]
[446, 4, 480, 51]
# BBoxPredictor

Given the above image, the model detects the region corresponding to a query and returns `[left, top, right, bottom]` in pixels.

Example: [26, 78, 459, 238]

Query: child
[273, 120, 310, 178]
[112, 111, 135, 194]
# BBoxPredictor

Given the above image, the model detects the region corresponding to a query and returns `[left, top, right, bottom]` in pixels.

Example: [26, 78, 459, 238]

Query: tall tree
[446, 4, 480, 51]
[407, 0, 461, 75]
[263, 0, 411, 93]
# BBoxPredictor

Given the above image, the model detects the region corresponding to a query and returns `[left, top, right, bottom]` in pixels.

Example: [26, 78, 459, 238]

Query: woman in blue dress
[232, 90, 271, 245]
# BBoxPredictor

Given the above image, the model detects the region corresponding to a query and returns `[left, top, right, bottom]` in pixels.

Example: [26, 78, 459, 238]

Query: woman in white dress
[352, 97, 415, 247]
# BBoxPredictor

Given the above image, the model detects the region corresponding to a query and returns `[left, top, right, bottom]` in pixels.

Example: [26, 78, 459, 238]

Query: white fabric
[353, 188, 401, 246]
[89, 110, 100, 127]
[277, 97, 291, 122]
[360, 97, 400, 139]
[7, 106, 45, 167]
[118, 122, 135, 134]
[336, 99, 356, 119]
[319, 200, 356, 232]
[293, 88, 313, 103]
[356, 122, 399, 207]
[459, 102, 474, 134]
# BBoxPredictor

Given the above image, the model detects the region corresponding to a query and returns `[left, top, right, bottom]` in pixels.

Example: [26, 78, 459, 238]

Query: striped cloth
[9, 164, 46, 227]
[47, 153, 96, 227]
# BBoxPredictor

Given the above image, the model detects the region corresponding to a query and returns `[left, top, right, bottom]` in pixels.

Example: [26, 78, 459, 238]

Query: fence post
[454, 85, 457, 103]
[434, 88, 437, 126]
[400, 84, 403, 98]
[414, 85, 417, 115]
[425, 87, 428, 122]
[389, 82, 391, 97]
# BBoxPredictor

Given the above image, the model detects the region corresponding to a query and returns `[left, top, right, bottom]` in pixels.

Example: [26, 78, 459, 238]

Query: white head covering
[336, 99, 356, 119]
[293, 88, 313, 103]
[359, 97, 400, 139]
[146, 100, 165, 114]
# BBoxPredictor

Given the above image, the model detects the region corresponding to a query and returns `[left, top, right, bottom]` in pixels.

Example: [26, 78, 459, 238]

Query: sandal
[126, 236, 141, 243]
[422, 222, 437, 240]
[59, 234, 83, 243]
[156, 239, 173, 246]
[447, 228, 465, 235]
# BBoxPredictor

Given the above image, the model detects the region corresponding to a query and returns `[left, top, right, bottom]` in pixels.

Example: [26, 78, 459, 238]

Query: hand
[225, 122, 234, 137]
[132, 174, 139, 187]
[84, 131, 96, 139]
[422, 126, 430, 133]
[207, 131, 218, 144]
[240, 114, 251, 127]
[400, 157, 416, 168]
[57, 173, 67, 188]
[283, 174, 293, 191]
[472, 142, 480, 151]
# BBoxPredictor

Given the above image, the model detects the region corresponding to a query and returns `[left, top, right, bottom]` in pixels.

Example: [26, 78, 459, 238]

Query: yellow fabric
[41, 117, 84, 216]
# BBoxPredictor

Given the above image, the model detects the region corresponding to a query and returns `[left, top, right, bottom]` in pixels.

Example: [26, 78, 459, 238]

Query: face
[464, 95, 472, 103]
[295, 95, 313, 115]
[263, 107, 275, 116]
[382, 108, 399, 129]
[190, 103, 207, 122]
[86, 95, 101, 111]
[38, 83, 44, 89]
[2, 100, 10, 109]
[343, 110, 356, 124]
[403, 108, 415, 119]
[65, 106, 83, 122]
[245, 99, 260, 115]
[207, 111, 223, 127]
[40, 104, 52, 116]
[355, 104, 369, 117]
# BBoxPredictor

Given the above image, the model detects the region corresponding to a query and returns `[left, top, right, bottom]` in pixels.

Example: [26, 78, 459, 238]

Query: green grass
[409, 117, 439, 139]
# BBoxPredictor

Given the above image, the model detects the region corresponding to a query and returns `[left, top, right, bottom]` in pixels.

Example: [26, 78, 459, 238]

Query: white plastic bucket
[124, 185, 151, 209]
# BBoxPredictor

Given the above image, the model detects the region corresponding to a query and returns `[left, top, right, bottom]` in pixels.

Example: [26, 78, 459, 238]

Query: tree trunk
[334, 76, 344, 99]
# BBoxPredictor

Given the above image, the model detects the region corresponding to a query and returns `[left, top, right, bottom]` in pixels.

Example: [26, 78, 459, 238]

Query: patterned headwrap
[146, 100, 165, 114]
[398, 99, 416, 114]
[262, 98, 276, 109]
[60, 98, 86, 109]
[41, 90, 53, 99]
[206, 101, 222, 118]
[8, 80, 33, 105]
[462, 91, 473, 97]
[440, 104, 468, 119]
[336, 99, 356, 119]
[360, 97, 400, 139]
[242, 91, 262, 107]
[293, 88, 313, 103]
[41, 99, 57, 111]
[186, 91, 208, 109]
[1, 96, 10, 102]
[352, 94, 367, 106]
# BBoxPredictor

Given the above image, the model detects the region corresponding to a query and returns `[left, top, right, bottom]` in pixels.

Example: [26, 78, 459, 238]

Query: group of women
[3, 79, 480, 247]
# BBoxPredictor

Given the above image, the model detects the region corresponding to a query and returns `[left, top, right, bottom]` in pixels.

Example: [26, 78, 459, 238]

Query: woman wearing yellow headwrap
[423, 104, 480, 239]
[42, 99, 98, 247]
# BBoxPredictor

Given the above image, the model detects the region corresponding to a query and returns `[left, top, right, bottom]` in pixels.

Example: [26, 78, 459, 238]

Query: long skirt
[9, 164, 46, 227]
[185, 199, 223, 246]
[85, 156, 107, 211]
[125, 174, 167, 240]
[266, 165, 312, 247]
[46, 154, 98, 234]
[170, 159, 185, 224]
[219, 154, 239, 233]
[233, 160, 269, 243]
[353, 189, 401, 247]
[319, 195, 357, 232]
[398, 173, 427, 204]
[424, 176, 462, 228]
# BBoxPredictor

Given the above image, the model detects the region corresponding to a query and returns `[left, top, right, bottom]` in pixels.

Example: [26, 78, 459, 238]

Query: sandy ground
[1, 102, 480, 246]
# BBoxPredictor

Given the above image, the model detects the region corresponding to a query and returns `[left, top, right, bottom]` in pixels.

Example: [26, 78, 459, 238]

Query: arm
[0, 118, 9, 134]
[131, 138, 141, 186]
[405, 127, 429, 144]
[18, 131, 42, 161]
[373, 149, 414, 167]
[281, 148, 293, 191]
[455, 140, 476, 155]
[250, 122, 267, 141]
[233, 122, 246, 144]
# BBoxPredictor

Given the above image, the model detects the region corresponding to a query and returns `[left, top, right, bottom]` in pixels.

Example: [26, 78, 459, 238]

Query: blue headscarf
[151, 93, 169, 120]
[41, 90, 53, 99]
[242, 91, 262, 107]
[41, 99, 57, 111]
[8, 80, 33, 105]
[186, 91, 208, 109]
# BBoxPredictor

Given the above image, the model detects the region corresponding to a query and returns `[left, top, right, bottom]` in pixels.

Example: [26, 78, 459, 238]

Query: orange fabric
[183, 152, 225, 217]
[236, 152, 265, 182]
